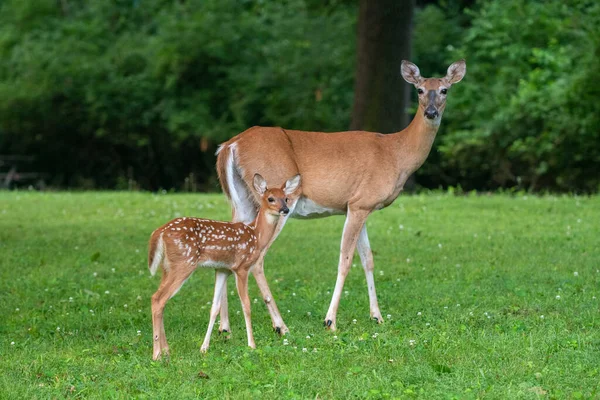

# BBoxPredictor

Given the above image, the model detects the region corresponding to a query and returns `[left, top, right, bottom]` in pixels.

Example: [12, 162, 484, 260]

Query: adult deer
[148, 174, 300, 359]
[215, 60, 466, 332]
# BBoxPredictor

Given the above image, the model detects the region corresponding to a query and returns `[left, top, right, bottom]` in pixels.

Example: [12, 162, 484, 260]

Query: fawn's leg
[235, 269, 255, 349]
[201, 270, 229, 353]
[151, 265, 195, 360]
[219, 200, 258, 334]
[251, 198, 297, 334]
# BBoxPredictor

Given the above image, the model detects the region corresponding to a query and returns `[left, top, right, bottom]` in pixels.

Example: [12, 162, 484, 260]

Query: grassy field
[0, 191, 599, 399]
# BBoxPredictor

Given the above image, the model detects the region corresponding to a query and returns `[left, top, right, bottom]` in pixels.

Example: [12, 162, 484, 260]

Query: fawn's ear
[401, 60, 422, 85]
[253, 174, 268, 195]
[283, 174, 301, 195]
[445, 59, 466, 85]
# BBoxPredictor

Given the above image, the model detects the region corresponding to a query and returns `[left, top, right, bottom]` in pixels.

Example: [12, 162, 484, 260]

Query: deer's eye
[285, 197, 289, 203]
[417, 88, 424, 95]
[268, 197, 274, 203]
[440, 88, 447, 95]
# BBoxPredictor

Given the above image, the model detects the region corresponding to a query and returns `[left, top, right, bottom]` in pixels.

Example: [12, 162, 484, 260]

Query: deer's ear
[253, 174, 267, 195]
[445, 59, 466, 85]
[283, 174, 301, 195]
[401, 60, 422, 85]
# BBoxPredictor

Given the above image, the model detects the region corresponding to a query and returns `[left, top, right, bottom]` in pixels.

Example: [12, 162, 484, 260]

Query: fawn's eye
[440, 88, 447, 95]
[285, 198, 289, 203]
[417, 88, 424, 95]
[268, 197, 274, 203]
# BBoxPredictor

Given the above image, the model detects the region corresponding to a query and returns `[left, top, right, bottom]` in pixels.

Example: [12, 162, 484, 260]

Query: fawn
[148, 173, 300, 359]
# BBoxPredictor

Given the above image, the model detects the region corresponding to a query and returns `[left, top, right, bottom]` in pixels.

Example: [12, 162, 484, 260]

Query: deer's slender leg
[151, 265, 195, 360]
[251, 198, 297, 335]
[218, 286, 230, 334]
[219, 198, 258, 334]
[234, 268, 255, 348]
[357, 225, 383, 323]
[324, 208, 370, 331]
[201, 270, 230, 353]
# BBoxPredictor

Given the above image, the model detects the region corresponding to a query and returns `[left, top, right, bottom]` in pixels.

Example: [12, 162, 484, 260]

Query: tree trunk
[350, 0, 415, 133]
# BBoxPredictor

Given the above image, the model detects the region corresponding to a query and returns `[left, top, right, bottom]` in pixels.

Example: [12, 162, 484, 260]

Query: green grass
[1, 191, 599, 399]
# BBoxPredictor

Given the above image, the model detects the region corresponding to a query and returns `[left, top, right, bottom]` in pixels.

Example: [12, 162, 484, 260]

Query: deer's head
[253, 174, 301, 217]
[401, 60, 466, 124]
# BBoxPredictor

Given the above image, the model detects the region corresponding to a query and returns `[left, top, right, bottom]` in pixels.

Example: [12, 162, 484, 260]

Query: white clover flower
[406, 258, 411, 263]
[283, 339, 289, 346]
[11, 341, 15, 345]
[56, 327, 60, 331]
[306, 335, 311, 339]
[307, 312, 311, 316]
[409, 339, 416, 346]
[15, 308, 19, 312]
[556, 295, 561, 300]
[111, 268, 116, 272]
[573, 272, 579, 277]
[292, 293, 296, 297]
[333, 335, 338, 340]
[417, 312, 422, 316]
[124, 304, 128, 308]
[93, 272, 98, 277]
[312, 348, 317, 353]
[352, 319, 357, 324]
[438, 243, 442, 249]
[540, 315, 545, 319]
[387, 314, 392, 319]
[302, 348, 308, 353]
[69, 297, 73, 302]
[137, 330, 141, 336]
[105, 291, 110, 294]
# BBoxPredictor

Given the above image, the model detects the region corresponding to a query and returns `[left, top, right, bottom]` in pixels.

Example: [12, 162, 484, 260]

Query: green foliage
[417, 0, 600, 192]
[1, 192, 600, 397]
[0, 0, 356, 189]
[1, 0, 599, 192]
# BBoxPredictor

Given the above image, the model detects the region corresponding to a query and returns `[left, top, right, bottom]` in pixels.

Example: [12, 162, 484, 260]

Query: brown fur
[148, 175, 300, 359]
[215, 60, 466, 331]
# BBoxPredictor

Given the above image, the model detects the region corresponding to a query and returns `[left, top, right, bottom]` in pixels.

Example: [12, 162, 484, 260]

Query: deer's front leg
[251, 200, 296, 335]
[252, 255, 287, 335]
[357, 225, 383, 323]
[235, 269, 255, 349]
[324, 208, 370, 331]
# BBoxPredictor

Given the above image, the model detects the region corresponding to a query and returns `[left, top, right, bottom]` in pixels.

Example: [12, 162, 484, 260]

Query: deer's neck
[251, 211, 280, 251]
[391, 105, 442, 174]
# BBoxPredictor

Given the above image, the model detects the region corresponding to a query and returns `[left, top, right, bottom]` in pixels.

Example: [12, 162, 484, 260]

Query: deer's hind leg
[151, 261, 195, 360]
[201, 269, 230, 353]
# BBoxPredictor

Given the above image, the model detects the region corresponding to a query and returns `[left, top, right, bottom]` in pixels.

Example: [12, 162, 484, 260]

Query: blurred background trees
[0, 0, 598, 192]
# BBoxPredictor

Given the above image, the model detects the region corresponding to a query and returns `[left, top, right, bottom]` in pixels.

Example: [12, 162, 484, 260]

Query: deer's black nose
[424, 108, 439, 119]
[280, 207, 289, 216]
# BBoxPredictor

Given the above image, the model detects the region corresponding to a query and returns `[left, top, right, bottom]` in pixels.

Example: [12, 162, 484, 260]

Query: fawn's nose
[424, 108, 439, 120]
[280, 207, 289, 216]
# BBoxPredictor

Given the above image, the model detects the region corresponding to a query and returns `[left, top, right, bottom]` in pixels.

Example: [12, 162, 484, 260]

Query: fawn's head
[253, 174, 301, 217]
[401, 59, 466, 123]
